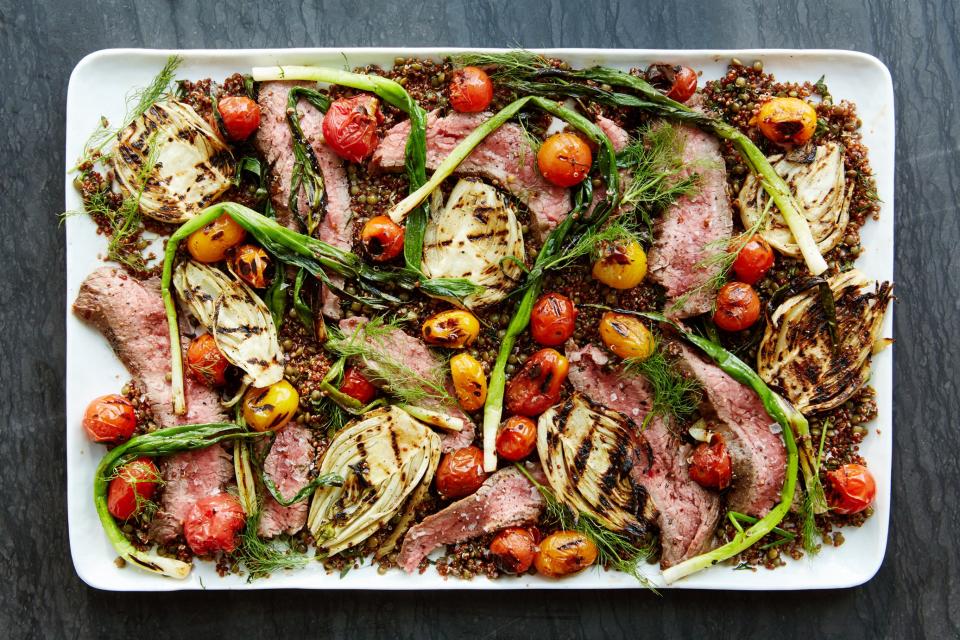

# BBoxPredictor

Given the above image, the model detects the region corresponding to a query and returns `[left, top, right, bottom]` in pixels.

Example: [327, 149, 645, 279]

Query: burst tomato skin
[187, 333, 230, 387]
[107, 458, 160, 520]
[449, 66, 494, 113]
[757, 97, 818, 146]
[713, 282, 761, 332]
[183, 494, 246, 555]
[435, 446, 488, 500]
[732, 235, 775, 285]
[361, 215, 405, 262]
[689, 436, 733, 490]
[537, 133, 592, 187]
[827, 463, 876, 515]
[530, 293, 577, 347]
[646, 63, 698, 103]
[83, 394, 138, 443]
[489, 527, 537, 574]
[322, 95, 383, 163]
[187, 214, 247, 263]
[495, 416, 538, 461]
[339, 366, 377, 404]
[218, 96, 261, 141]
[228, 244, 272, 288]
[505, 348, 569, 417]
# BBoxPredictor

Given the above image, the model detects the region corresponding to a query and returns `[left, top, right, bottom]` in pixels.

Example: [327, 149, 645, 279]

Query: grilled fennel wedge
[308, 406, 441, 556]
[114, 100, 234, 223]
[758, 269, 892, 414]
[537, 393, 657, 537]
[422, 179, 525, 309]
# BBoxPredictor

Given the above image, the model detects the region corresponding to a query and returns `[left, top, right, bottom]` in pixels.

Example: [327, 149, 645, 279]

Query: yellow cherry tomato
[591, 240, 647, 289]
[421, 310, 480, 349]
[187, 214, 247, 263]
[450, 353, 487, 412]
[242, 380, 299, 432]
[228, 244, 271, 288]
[534, 531, 598, 578]
[757, 97, 817, 146]
[599, 312, 656, 361]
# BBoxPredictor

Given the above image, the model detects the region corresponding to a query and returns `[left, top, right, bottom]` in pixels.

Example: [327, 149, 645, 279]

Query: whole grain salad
[68, 51, 892, 586]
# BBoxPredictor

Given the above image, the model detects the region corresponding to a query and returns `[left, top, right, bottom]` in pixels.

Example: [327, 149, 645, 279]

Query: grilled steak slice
[371, 111, 570, 238]
[675, 343, 786, 517]
[596, 114, 631, 151]
[566, 343, 720, 568]
[338, 317, 475, 451]
[648, 125, 733, 317]
[73, 267, 225, 426]
[149, 444, 234, 543]
[258, 423, 316, 537]
[398, 465, 545, 572]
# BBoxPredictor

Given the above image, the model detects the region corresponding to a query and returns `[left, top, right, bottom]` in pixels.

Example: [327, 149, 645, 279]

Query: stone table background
[1, 0, 956, 638]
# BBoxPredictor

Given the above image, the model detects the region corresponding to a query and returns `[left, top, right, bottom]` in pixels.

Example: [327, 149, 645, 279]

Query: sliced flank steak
[258, 423, 317, 538]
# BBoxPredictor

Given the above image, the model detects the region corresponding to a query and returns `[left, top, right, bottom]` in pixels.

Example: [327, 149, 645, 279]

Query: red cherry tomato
[496, 416, 538, 462]
[435, 446, 488, 500]
[827, 463, 876, 515]
[339, 366, 377, 404]
[107, 458, 160, 520]
[732, 235, 775, 285]
[489, 527, 537, 574]
[361, 215, 405, 262]
[449, 66, 494, 113]
[646, 63, 698, 103]
[530, 293, 577, 346]
[83, 394, 137, 443]
[217, 96, 261, 141]
[505, 349, 569, 417]
[187, 334, 230, 387]
[537, 133, 592, 187]
[689, 436, 732, 490]
[322, 95, 383, 163]
[183, 494, 246, 555]
[713, 282, 761, 332]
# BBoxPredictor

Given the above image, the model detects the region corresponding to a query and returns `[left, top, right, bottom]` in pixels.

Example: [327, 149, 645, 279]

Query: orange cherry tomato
[183, 494, 246, 555]
[83, 394, 137, 443]
[537, 132, 592, 187]
[435, 446, 488, 500]
[322, 95, 383, 163]
[732, 235, 775, 285]
[449, 66, 494, 113]
[187, 333, 230, 387]
[228, 244, 272, 288]
[713, 282, 761, 332]
[495, 416, 538, 461]
[646, 63, 698, 103]
[186, 214, 247, 263]
[505, 348, 569, 417]
[689, 435, 732, 490]
[489, 527, 537, 574]
[534, 530, 598, 578]
[217, 96, 261, 141]
[827, 463, 876, 515]
[757, 97, 817, 146]
[339, 366, 378, 404]
[107, 458, 160, 520]
[361, 215, 405, 262]
[530, 293, 577, 347]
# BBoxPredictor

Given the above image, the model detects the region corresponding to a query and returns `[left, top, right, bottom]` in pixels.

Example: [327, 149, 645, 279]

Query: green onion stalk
[93, 423, 267, 579]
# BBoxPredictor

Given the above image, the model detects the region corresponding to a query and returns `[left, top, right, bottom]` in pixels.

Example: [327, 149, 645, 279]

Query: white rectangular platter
[65, 48, 895, 591]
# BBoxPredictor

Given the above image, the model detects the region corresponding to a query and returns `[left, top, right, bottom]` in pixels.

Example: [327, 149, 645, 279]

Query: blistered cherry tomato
[537, 133, 592, 187]
[107, 458, 160, 520]
[713, 282, 761, 332]
[421, 309, 480, 349]
[187, 214, 247, 263]
[242, 380, 299, 432]
[646, 63, 698, 102]
[495, 416, 538, 461]
[83, 394, 137, 443]
[689, 436, 733, 490]
[339, 366, 377, 404]
[530, 293, 577, 346]
[757, 97, 817, 146]
[217, 96, 261, 141]
[827, 463, 876, 515]
[187, 334, 230, 387]
[322, 95, 383, 163]
[534, 530, 598, 578]
[591, 240, 647, 289]
[448, 66, 494, 113]
[435, 446, 488, 500]
[598, 312, 656, 361]
[489, 527, 537, 574]
[361, 215, 405, 262]
[732, 235, 775, 285]
[505, 348, 569, 417]
[228, 244, 271, 288]
[450, 353, 487, 412]
[183, 494, 246, 555]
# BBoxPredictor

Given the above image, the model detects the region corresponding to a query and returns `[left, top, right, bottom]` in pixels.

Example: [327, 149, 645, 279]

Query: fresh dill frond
[801, 418, 831, 555]
[452, 50, 550, 78]
[618, 124, 700, 222]
[622, 346, 702, 429]
[543, 220, 641, 272]
[236, 511, 311, 580]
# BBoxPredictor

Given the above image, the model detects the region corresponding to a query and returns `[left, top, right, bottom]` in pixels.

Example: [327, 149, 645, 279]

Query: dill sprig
[801, 418, 831, 555]
[236, 510, 311, 580]
[541, 220, 640, 272]
[621, 345, 702, 429]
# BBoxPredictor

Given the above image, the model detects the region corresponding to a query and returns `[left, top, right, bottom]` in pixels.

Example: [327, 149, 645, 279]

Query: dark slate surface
[1, 0, 956, 638]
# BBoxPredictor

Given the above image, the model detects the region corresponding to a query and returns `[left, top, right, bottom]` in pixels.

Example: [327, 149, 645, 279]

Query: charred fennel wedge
[308, 406, 441, 556]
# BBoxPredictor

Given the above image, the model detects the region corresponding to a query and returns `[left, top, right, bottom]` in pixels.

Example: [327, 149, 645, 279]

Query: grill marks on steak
[397, 465, 546, 572]
[371, 111, 570, 238]
[338, 317, 475, 451]
[566, 343, 721, 568]
[675, 343, 786, 517]
[258, 423, 316, 537]
[648, 125, 733, 318]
